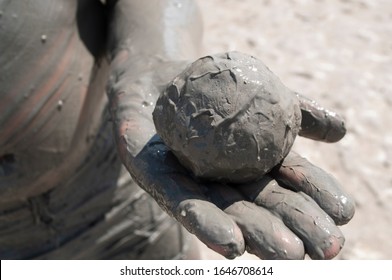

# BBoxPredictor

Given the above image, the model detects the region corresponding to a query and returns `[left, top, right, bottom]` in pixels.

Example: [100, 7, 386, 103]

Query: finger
[296, 93, 346, 143]
[208, 184, 305, 260]
[241, 177, 345, 260]
[175, 198, 245, 259]
[134, 136, 246, 259]
[226, 201, 305, 260]
[271, 152, 355, 225]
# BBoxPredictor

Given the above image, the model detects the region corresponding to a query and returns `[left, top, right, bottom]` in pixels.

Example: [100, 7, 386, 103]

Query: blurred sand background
[194, 0, 392, 259]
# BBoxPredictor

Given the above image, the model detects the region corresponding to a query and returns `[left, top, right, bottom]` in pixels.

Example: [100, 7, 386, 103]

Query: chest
[0, 0, 102, 154]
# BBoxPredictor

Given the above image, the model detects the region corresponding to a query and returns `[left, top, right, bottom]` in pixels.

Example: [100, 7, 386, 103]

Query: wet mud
[153, 51, 301, 183]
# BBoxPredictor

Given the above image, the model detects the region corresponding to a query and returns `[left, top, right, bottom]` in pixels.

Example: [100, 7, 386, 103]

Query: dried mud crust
[153, 51, 301, 183]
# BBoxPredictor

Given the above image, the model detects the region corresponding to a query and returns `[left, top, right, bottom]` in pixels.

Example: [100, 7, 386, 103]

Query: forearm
[106, 0, 202, 170]
[106, 0, 202, 62]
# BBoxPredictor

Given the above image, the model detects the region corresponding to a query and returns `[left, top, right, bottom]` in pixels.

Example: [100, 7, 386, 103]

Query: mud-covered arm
[106, 0, 202, 62]
[105, 0, 354, 260]
[106, 0, 202, 167]
[105, 0, 247, 258]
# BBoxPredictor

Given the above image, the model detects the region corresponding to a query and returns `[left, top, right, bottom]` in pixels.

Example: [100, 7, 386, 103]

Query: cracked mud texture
[153, 52, 301, 183]
[195, 0, 392, 260]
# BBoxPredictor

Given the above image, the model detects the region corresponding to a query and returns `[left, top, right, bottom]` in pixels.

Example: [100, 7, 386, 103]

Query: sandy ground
[193, 0, 392, 260]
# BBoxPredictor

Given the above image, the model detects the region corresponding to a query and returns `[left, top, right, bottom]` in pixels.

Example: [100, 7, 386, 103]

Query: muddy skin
[131, 135, 246, 259]
[130, 133, 353, 259]
[206, 182, 305, 259]
[239, 177, 345, 260]
[153, 51, 301, 183]
[271, 152, 355, 225]
[0, 0, 202, 259]
[297, 93, 346, 143]
[1, 0, 353, 260]
[0, 0, 108, 205]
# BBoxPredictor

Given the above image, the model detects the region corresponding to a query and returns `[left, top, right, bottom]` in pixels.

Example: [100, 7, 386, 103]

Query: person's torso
[0, 0, 109, 203]
[0, 0, 135, 258]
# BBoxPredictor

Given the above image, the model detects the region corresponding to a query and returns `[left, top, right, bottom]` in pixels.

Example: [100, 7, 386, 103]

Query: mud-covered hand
[107, 57, 354, 260]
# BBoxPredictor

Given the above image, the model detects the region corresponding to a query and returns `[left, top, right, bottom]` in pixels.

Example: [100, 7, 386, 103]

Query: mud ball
[153, 51, 301, 184]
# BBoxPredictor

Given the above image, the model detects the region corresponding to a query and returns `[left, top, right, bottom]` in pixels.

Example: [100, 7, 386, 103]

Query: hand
[107, 58, 355, 260]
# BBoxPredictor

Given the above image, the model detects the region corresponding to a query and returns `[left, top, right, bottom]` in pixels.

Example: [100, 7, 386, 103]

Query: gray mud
[153, 52, 301, 183]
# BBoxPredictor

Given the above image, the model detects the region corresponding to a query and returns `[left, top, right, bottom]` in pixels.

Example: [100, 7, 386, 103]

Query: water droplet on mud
[24, 87, 33, 99]
[141, 101, 149, 107]
[41, 35, 47, 43]
[57, 100, 63, 111]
